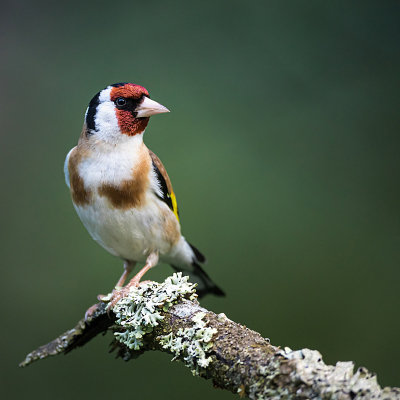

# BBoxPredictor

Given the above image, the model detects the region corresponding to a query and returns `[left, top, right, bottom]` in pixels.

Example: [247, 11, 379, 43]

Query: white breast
[69, 134, 180, 263]
[78, 134, 144, 187]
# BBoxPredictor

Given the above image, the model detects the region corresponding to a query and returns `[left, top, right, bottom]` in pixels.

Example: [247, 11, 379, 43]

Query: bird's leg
[108, 251, 159, 310]
[85, 260, 137, 321]
[115, 260, 136, 289]
[124, 252, 159, 289]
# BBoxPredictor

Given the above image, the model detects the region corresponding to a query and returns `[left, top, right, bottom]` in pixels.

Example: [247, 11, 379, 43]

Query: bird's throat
[116, 110, 149, 136]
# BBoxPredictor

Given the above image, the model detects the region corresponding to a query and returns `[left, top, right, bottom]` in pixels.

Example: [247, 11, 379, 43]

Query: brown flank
[68, 147, 92, 206]
[161, 207, 181, 246]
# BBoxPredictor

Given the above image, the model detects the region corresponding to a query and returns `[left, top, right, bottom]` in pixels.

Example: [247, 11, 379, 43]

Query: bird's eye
[115, 97, 127, 107]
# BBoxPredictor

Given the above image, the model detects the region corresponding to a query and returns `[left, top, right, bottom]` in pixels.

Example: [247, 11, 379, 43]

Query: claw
[85, 303, 101, 322]
[108, 286, 134, 310]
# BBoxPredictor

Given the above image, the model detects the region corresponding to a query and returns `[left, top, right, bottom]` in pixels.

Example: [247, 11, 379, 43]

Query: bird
[64, 83, 224, 310]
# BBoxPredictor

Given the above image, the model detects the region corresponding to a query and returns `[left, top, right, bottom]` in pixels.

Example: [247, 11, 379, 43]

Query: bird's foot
[107, 285, 135, 310]
[100, 252, 159, 313]
[84, 302, 102, 322]
[93, 282, 137, 314]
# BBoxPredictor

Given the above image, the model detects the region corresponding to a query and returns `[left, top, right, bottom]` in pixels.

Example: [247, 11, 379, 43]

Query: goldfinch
[64, 83, 224, 307]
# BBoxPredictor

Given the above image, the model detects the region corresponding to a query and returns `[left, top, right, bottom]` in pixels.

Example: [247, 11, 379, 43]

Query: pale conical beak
[135, 96, 170, 118]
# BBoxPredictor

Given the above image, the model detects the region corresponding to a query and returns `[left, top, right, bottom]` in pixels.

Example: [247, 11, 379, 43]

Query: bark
[20, 276, 400, 400]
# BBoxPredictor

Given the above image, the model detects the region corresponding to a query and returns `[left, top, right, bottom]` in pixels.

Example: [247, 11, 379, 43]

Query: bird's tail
[171, 242, 225, 298]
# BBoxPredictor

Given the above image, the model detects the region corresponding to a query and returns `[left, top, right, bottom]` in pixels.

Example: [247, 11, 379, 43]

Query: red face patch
[110, 83, 150, 136]
[116, 110, 149, 136]
[110, 83, 149, 102]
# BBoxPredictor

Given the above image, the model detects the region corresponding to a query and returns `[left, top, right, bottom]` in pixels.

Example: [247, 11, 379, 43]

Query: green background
[2, 1, 399, 398]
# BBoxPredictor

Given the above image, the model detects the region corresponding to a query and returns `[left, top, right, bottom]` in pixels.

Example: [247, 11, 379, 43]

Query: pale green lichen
[160, 311, 217, 376]
[247, 346, 389, 400]
[277, 347, 382, 399]
[19, 270, 400, 400]
[111, 273, 197, 350]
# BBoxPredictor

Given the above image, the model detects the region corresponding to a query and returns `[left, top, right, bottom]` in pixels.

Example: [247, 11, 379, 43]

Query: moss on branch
[20, 273, 400, 399]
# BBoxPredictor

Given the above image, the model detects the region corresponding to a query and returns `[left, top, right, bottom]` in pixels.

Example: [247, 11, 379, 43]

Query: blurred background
[1, 0, 399, 398]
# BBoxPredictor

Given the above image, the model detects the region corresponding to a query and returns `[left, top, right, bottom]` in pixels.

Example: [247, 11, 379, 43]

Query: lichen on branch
[20, 273, 400, 400]
[160, 311, 218, 374]
[110, 273, 197, 350]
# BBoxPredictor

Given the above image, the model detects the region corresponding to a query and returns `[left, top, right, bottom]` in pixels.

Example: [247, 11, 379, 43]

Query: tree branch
[20, 274, 400, 400]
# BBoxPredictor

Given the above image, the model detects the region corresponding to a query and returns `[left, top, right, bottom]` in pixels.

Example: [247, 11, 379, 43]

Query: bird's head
[84, 83, 169, 142]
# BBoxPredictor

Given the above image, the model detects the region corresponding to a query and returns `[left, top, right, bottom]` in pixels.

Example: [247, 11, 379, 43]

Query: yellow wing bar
[169, 191, 179, 222]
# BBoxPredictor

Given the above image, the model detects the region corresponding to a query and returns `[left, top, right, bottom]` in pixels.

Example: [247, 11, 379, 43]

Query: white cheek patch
[94, 86, 123, 143]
